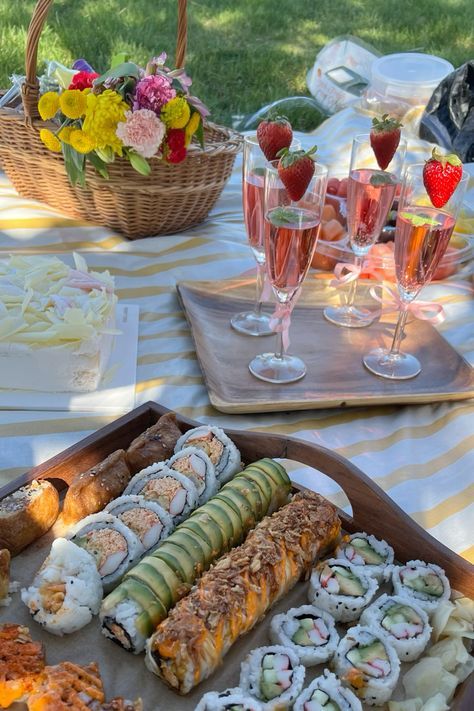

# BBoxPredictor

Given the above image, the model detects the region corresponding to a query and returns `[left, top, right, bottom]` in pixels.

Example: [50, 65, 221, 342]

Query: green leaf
[269, 207, 297, 226]
[111, 52, 130, 68]
[95, 62, 141, 84]
[400, 211, 441, 227]
[62, 144, 85, 187]
[88, 152, 109, 180]
[195, 117, 205, 149]
[370, 171, 396, 186]
[127, 150, 151, 176]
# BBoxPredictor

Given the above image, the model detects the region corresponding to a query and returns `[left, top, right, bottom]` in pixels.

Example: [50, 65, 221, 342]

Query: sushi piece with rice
[390, 559, 450, 615]
[123, 464, 198, 523]
[21, 538, 103, 636]
[308, 559, 378, 622]
[270, 605, 339, 666]
[360, 593, 431, 662]
[167, 446, 218, 503]
[105, 495, 173, 553]
[335, 532, 394, 582]
[333, 625, 400, 707]
[174, 425, 241, 484]
[239, 645, 305, 710]
[68, 512, 144, 593]
[195, 687, 263, 710]
[293, 669, 362, 711]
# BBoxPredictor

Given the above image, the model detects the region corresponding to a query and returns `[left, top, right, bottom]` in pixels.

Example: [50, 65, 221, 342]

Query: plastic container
[364, 52, 454, 117]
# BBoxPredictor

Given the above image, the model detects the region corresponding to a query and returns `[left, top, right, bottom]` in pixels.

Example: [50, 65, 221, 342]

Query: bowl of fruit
[311, 176, 474, 280]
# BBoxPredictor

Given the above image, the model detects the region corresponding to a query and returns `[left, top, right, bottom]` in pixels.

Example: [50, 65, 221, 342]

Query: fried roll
[0, 624, 45, 708]
[145, 490, 341, 694]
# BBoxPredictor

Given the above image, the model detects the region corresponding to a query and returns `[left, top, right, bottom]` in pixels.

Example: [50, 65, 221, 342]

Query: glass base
[230, 311, 273, 336]
[249, 352, 306, 383]
[363, 347, 421, 380]
[324, 304, 377, 328]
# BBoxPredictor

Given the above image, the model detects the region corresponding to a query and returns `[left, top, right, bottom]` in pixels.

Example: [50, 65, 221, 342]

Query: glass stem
[346, 255, 361, 308]
[275, 330, 285, 360]
[254, 261, 265, 316]
[389, 306, 409, 357]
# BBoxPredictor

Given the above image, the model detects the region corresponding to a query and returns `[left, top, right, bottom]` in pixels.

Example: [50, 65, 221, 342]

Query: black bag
[419, 61, 474, 162]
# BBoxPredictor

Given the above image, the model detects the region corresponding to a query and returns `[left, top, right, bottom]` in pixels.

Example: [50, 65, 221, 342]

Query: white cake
[0, 253, 118, 392]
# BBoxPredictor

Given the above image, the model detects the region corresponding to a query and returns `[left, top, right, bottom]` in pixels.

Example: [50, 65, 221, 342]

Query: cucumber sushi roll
[21, 538, 103, 636]
[270, 605, 339, 666]
[391, 560, 450, 615]
[239, 645, 305, 710]
[167, 447, 218, 504]
[123, 464, 198, 523]
[175, 425, 242, 484]
[68, 512, 144, 593]
[105, 495, 173, 553]
[334, 625, 400, 706]
[293, 669, 362, 711]
[335, 533, 394, 582]
[195, 687, 263, 710]
[308, 559, 378, 622]
[360, 594, 431, 662]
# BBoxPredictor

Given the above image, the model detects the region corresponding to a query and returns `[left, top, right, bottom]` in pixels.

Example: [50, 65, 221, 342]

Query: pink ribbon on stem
[369, 283, 445, 325]
[269, 301, 295, 352]
[330, 260, 383, 288]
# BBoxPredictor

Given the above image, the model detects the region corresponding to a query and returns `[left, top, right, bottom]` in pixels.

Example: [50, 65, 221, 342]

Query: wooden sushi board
[176, 277, 474, 414]
[1, 401, 473, 710]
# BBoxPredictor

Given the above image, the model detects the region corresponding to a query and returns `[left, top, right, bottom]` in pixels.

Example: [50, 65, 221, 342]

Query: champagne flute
[249, 160, 328, 383]
[363, 163, 468, 379]
[324, 133, 406, 328]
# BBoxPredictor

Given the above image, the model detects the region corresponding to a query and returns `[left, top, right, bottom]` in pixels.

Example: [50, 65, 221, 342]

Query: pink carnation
[116, 109, 166, 158]
[133, 74, 176, 113]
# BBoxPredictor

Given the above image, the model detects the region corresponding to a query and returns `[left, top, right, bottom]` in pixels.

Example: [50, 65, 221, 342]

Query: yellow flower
[69, 129, 95, 154]
[39, 128, 61, 153]
[185, 111, 201, 147]
[82, 90, 128, 156]
[161, 96, 191, 129]
[59, 89, 88, 119]
[38, 92, 60, 120]
[58, 126, 73, 144]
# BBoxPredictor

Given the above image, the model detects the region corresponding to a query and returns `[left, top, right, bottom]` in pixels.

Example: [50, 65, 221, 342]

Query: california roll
[195, 687, 263, 710]
[308, 559, 378, 622]
[175, 425, 241, 484]
[391, 559, 450, 615]
[270, 605, 339, 666]
[239, 645, 305, 710]
[293, 669, 362, 711]
[335, 532, 394, 582]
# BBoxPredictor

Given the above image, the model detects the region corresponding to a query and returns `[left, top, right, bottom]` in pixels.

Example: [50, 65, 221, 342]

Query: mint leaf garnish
[400, 211, 441, 227]
[370, 171, 396, 186]
[270, 207, 296, 226]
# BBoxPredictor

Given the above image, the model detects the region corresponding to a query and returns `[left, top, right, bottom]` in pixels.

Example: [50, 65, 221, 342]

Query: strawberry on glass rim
[277, 146, 317, 201]
[369, 114, 402, 171]
[256, 115, 293, 162]
[423, 148, 463, 208]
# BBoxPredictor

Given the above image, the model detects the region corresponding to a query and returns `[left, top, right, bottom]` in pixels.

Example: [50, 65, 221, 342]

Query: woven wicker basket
[0, 0, 242, 239]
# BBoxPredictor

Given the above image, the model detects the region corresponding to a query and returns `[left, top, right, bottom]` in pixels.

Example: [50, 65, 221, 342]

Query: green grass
[0, 0, 472, 126]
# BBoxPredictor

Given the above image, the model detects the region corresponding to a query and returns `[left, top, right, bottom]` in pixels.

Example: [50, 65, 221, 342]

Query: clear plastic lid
[370, 53, 454, 98]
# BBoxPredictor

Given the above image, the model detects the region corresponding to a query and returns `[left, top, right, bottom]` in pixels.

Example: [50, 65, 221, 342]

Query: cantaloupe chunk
[321, 219, 344, 242]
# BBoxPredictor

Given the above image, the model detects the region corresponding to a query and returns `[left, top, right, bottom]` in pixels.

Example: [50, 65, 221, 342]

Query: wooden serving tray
[1, 402, 473, 710]
[177, 277, 474, 414]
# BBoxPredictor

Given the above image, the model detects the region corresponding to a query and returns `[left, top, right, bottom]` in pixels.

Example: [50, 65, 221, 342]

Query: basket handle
[22, 0, 188, 122]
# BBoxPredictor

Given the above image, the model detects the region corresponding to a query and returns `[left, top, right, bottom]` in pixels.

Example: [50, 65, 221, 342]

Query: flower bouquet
[38, 54, 210, 187]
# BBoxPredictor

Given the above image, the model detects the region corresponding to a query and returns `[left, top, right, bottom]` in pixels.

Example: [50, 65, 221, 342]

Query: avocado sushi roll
[390, 559, 450, 615]
[195, 687, 263, 710]
[123, 464, 198, 523]
[293, 669, 362, 711]
[308, 559, 378, 622]
[335, 533, 394, 582]
[360, 594, 431, 662]
[334, 625, 400, 706]
[68, 512, 144, 593]
[270, 605, 339, 667]
[175, 425, 242, 484]
[105, 495, 173, 553]
[239, 645, 305, 710]
[167, 447, 218, 504]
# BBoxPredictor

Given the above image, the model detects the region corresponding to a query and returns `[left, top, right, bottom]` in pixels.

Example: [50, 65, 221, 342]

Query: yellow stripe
[116, 286, 171, 299]
[459, 545, 474, 564]
[412, 483, 474, 529]
[95, 252, 244, 278]
[0, 217, 92, 229]
[0, 237, 124, 252]
[250, 406, 400, 434]
[136, 375, 204, 393]
[139, 328, 190, 341]
[140, 310, 185, 323]
[138, 351, 196, 365]
[0, 416, 113, 437]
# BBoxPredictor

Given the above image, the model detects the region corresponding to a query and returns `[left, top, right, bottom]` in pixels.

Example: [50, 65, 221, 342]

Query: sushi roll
[123, 464, 198, 523]
[335, 533, 394, 582]
[270, 605, 339, 666]
[21, 538, 103, 636]
[333, 625, 400, 707]
[175, 425, 242, 484]
[105, 495, 173, 553]
[390, 560, 450, 615]
[68, 512, 144, 592]
[239, 645, 305, 710]
[167, 447, 218, 504]
[195, 687, 263, 710]
[293, 669, 362, 711]
[360, 594, 431, 662]
[308, 559, 378, 622]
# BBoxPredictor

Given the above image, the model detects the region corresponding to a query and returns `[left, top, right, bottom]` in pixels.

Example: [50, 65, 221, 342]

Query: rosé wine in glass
[243, 171, 265, 260]
[347, 168, 397, 251]
[395, 206, 456, 296]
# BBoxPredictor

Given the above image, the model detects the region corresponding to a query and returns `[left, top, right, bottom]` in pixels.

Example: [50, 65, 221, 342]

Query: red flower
[166, 147, 187, 163]
[69, 71, 100, 91]
[166, 128, 186, 151]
